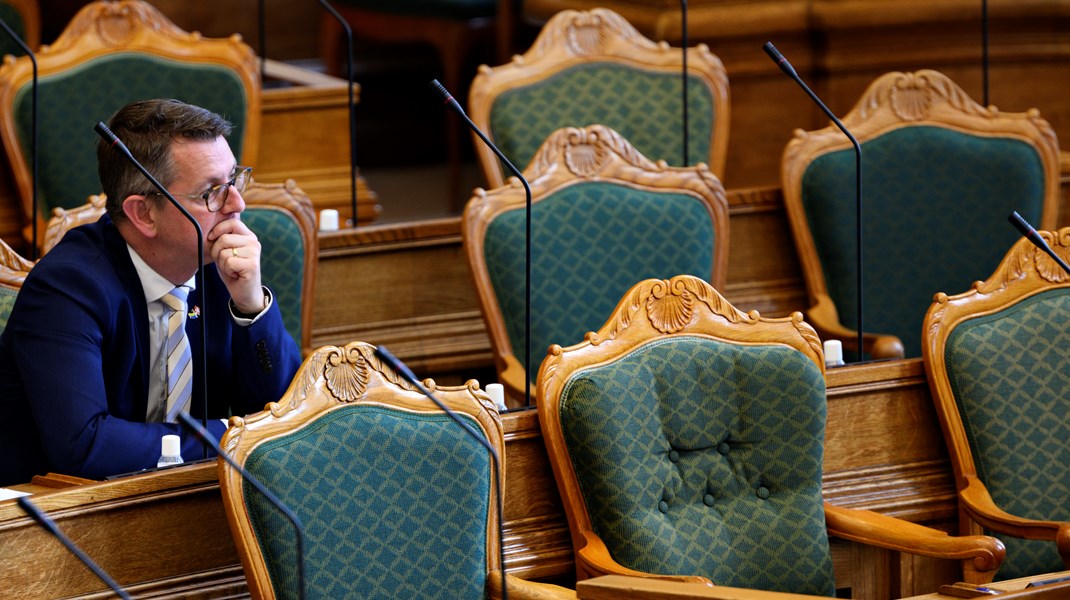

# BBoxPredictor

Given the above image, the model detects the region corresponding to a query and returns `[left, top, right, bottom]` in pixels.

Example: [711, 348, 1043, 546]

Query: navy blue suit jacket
[0, 215, 301, 485]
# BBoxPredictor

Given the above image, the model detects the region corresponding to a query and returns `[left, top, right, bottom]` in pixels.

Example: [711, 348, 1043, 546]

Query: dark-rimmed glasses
[147, 166, 252, 212]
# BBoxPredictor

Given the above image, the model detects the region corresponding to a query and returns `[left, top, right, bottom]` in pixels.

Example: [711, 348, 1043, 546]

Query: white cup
[486, 383, 507, 412]
[319, 209, 340, 232]
[824, 339, 845, 367]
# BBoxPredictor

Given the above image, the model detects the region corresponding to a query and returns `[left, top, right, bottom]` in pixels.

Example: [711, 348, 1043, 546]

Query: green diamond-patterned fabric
[483, 182, 715, 372]
[0, 3, 27, 59]
[243, 207, 305, 346]
[242, 404, 492, 600]
[944, 289, 1070, 580]
[0, 286, 18, 333]
[12, 52, 248, 215]
[559, 337, 835, 595]
[489, 63, 713, 171]
[801, 127, 1046, 358]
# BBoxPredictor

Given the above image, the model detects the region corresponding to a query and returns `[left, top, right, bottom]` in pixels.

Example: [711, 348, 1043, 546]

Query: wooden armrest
[824, 501, 1004, 583]
[487, 571, 577, 599]
[959, 476, 1070, 560]
[576, 531, 712, 585]
[806, 296, 904, 359]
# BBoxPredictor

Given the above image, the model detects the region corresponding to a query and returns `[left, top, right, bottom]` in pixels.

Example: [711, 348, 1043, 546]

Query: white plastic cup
[319, 209, 340, 232]
[486, 383, 507, 412]
[824, 339, 845, 368]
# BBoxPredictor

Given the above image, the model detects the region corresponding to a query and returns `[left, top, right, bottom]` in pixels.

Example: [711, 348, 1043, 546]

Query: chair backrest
[923, 229, 1070, 580]
[781, 69, 1060, 358]
[240, 180, 318, 351]
[0, 0, 260, 225]
[0, 0, 39, 57]
[41, 180, 316, 351]
[0, 235, 33, 332]
[218, 341, 504, 600]
[537, 274, 835, 595]
[468, 7, 730, 189]
[463, 124, 729, 393]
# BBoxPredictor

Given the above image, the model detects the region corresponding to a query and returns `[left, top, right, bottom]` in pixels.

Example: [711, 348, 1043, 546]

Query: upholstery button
[718, 442, 730, 455]
[668, 450, 680, 462]
[703, 494, 715, 507]
[756, 486, 770, 499]
[658, 500, 669, 514]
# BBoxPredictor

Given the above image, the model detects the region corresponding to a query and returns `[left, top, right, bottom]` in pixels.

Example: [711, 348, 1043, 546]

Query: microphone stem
[318, 0, 359, 228]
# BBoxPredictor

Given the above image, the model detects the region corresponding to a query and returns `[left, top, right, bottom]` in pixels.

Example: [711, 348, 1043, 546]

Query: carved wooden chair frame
[1, 0, 40, 52]
[780, 69, 1061, 359]
[0, 0, 261, 231]
[462, 124, 729, 402]
[467, 7, 730, 188]
[0, 234, 32, 290]
[536, 274, 1004, 592]
[923, 228, 1070, 567]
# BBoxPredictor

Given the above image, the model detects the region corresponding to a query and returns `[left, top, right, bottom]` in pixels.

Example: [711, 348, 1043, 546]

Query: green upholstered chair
[923, 227, 1070, 581]
[0, 0, 259, 244]
[0, 0, 39, 58]
[781, 69, 1060, 361]
[217, 341, 576, 600]
[42, 180, 317, 353]
[468, 7, 730, 189]
[537, 274, 1005, 597]
[240, 180, 318, 353]
[0, 236, 33, 332]
[463, 124, 729, 407]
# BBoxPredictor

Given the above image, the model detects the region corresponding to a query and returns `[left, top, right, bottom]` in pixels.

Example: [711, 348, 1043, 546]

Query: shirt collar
[126, 244, 196, 304]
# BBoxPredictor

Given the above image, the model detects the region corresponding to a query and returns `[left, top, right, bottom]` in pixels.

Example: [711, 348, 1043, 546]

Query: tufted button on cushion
[658, 500, 669, 514]
[756, 486, 770, 500]
[668, 449, 680, 462]
[717, 442, 730, 455]
[703, 494, 716, 507]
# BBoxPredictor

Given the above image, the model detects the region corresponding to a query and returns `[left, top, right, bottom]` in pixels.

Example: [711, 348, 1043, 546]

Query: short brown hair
[97, 99, 232, 221]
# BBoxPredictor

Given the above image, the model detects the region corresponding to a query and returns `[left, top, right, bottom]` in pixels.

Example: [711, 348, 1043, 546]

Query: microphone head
[94, 121, 117, 144]
[1007, 210, 1035, 236]
[374, 345, 420, 387]
[762, 41, 782, 62]
[428, 79, 452, 103]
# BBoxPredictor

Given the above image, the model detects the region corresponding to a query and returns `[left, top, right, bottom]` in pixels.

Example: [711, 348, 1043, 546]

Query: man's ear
[121, 195, 159, 238]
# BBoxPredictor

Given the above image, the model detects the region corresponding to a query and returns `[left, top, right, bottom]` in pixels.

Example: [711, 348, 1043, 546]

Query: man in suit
[0, 99, 302, 485]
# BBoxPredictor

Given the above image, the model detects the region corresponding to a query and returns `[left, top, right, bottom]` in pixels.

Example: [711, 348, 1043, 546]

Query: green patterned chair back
[0, 285, 19, 332]
[220, 342, 504, 600]
[241, 182, 317, 350]
[0, 0, 260, 225]
[464, 126, 728, 401]
[801, 127, 1046, 357]
[469, 8, 729, 188]
[485, 181, 716, 374]
[942, 289, 1070, 579]
[924, 231, 1070, 581]
[783, 70, 1060, 360]
[537, 276, 834, 593]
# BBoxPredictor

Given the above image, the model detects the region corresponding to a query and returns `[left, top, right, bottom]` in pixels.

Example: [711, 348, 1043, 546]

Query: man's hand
[207, 218, 265, 314]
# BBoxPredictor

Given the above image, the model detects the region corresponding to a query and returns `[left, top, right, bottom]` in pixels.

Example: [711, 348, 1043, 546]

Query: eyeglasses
[148, 166, 252, 212]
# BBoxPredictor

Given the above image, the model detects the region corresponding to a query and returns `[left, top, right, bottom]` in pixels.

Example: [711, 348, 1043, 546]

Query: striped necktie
[162, 287, 193, 423]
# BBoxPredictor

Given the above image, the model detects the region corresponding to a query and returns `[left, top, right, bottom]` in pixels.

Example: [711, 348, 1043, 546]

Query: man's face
[153, 136, 245, 279]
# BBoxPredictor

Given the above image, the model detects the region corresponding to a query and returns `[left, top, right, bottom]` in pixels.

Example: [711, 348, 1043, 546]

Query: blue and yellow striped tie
[162, 287, 193, 423]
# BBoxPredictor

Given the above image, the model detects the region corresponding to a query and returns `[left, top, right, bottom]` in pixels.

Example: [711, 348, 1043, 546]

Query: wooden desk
[0, 359, 962, 598]
[902, 572, 1070, 599]
[577, 576, 828, 600]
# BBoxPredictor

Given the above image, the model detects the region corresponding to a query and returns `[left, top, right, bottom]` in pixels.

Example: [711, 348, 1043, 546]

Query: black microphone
[95, 121, 210, 457]
[1008, 211, 1070, 276]
[764, 41, 865, 362]
[177, 412, 306, 600]
[374, 345, 508, 600]
[317, 0, 358, 229]
[680, 0, 689, 167]
[17, 496, 133, 600]
[430, 78, 534, 407]
[0, 18, 37, 259]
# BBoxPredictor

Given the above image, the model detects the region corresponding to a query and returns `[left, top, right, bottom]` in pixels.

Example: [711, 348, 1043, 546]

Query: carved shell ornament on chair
[566, 14, 608, 55]
[564, 131, 609, 177]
